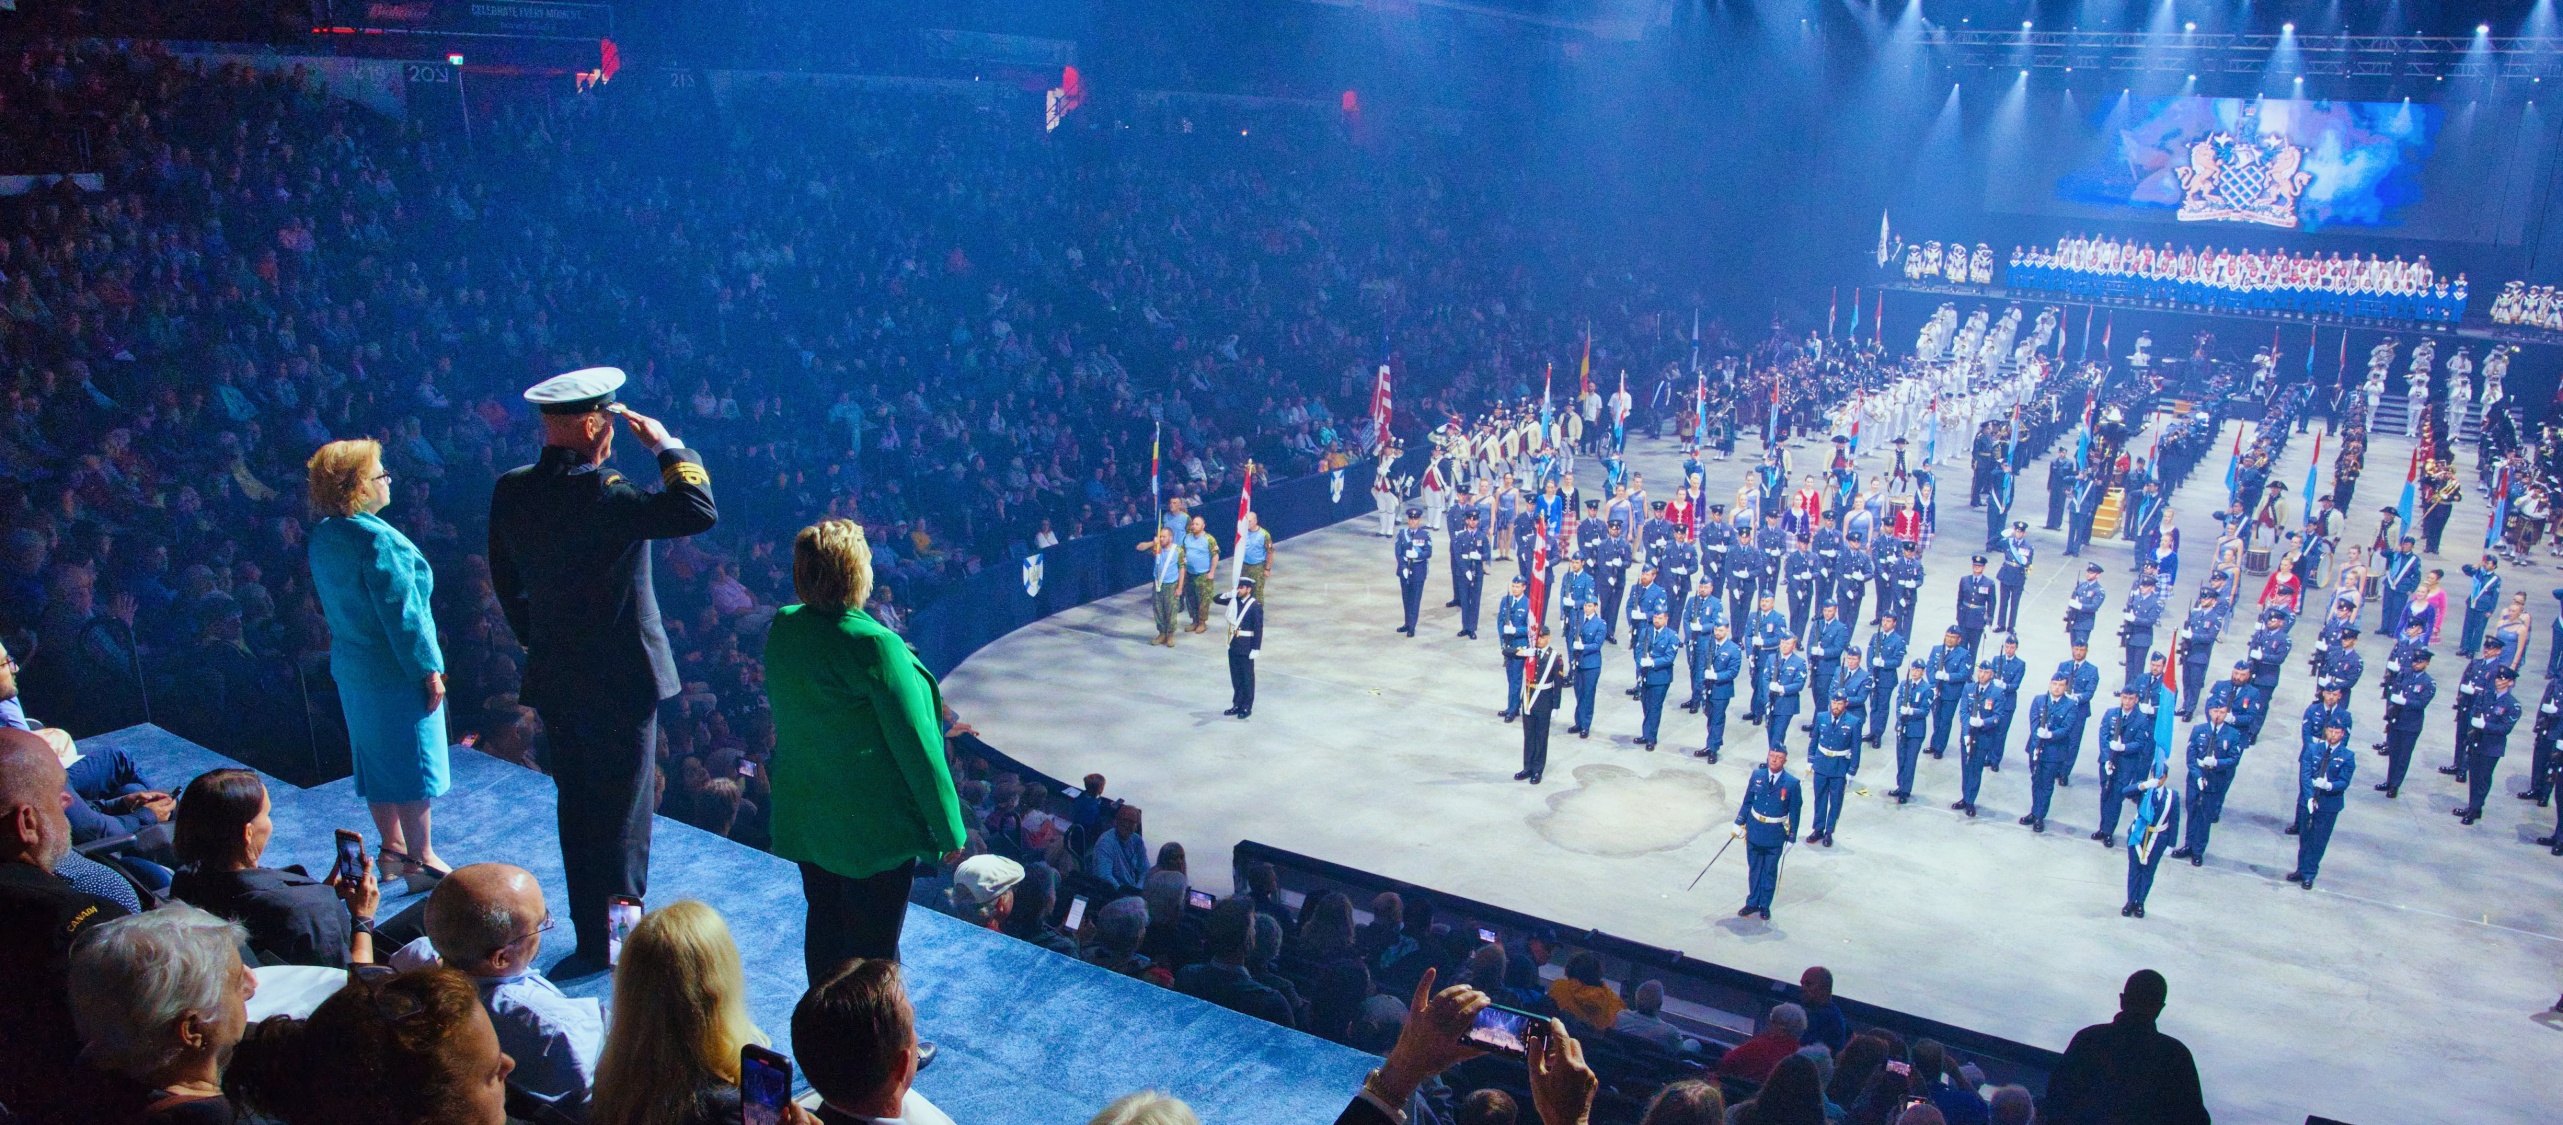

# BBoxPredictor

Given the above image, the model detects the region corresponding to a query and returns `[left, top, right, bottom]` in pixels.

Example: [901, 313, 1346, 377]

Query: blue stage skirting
[89, 724, 1373, 1125]
[908, 458, 1384, 677]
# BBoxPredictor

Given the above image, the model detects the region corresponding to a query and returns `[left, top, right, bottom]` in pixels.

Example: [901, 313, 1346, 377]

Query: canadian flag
[1228, 464, 1256, 623]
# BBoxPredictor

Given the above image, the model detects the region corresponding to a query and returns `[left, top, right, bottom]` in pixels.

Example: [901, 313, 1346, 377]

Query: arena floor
[946, 409, 2563, 1125]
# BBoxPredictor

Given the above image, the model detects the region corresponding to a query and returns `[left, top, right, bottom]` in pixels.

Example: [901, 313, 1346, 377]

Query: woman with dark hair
[1637, 1079, 1724, 1125]
[1732, 1054, 1828, 1125]
[999, 862, 1079, 956]
[1827, 1032, 1892, 1110]
[1843, 1063, 1917, 1125]
[1150, 840, 1186, 877]
[169, 768, 379, 967]
[1294, 891, 1357, 964]
[225, 967, 515, 1125]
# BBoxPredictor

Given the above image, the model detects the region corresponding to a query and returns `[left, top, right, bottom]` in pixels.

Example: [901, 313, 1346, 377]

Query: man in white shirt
[400, 864, 605, 1115]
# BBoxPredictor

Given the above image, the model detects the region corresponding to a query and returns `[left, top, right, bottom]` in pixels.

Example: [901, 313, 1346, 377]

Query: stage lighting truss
[1932, 31, 2563, 81]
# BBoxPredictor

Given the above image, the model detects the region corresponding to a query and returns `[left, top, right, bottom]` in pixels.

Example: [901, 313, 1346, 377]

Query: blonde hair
[792, 518, 874, 613]
[305, 439, 382, 518]
[1087, 1091, 1201, 1125]
[589, 901, 766, 1125]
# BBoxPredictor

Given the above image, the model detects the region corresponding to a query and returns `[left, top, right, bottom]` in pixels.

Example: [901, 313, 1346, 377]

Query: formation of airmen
[1380, 373, 2560, 924]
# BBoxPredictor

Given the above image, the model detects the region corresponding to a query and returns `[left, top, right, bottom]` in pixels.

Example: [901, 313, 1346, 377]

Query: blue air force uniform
[1956, 672, 2011, 812]
[2093, 701, 2155, 841]
[1635, 619, 1682, 747]
[1924, 640, 1972, 757]
[1496, 590, 1532, 718]
[1807, 614, 1853, 711]
[1568, 612, 1607, 735]
[1863, 629, 1909, 747]
[1680, 593, 1725, 709]
[2242, 622, 2292, 741]
[1809, 708, 1860, 841]
[2023, 687, 2077, 827]
[2460, 563, 2503, 657]
[2458, 676, 2524, 821]
[2379, 666, 2437, 796]
[1995, 534, 2034, 633]
[1744, 608, 1789, 721]
[1733, 762, 1803, 917]
[2289, 699, 2353, 833]
[2175, 603, 2222, 718]
[2292, 734, 2357, 886]
[1783, 547, 1822, 642]
[2119, 584, 2166, 688]
[1449, 525, 1488, 637]
[1765, 649, 1810, 753]
[2065, 574, 2107, 648]
[1954, 568, 1997, 653]
[1701, 637, 1745, 761]
[1987, 648, 2028, 770]
[2054, 657, 2101, 782]
[2450, 651, 2508, 775]
[1890, 669, 1937, 801]
[2124, 774, 2182, 915]
[1829, 656, 1873, 772]
[2176, 719, 2244, 863]
[1394, 520, 1433, 635]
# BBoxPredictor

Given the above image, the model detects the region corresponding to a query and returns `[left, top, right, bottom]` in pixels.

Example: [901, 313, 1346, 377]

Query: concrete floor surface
[948, 415, 2563, 1125]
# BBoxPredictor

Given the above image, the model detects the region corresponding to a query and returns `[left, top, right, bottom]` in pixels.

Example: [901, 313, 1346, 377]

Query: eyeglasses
[371, 471, 393, 483]
[487, 915, 555, 960]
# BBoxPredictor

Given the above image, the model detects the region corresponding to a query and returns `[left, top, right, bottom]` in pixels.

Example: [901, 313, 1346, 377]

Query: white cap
[951, 854, 1025, 904]
[523, 366, 626, 414]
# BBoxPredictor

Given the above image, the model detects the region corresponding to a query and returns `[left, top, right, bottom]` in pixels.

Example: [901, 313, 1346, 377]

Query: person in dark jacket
[167, 768, 380, 969]
[2042, 969, 2211, 1125]
[1176, 899, 1297, 1028]
[488, 368, 717, 971]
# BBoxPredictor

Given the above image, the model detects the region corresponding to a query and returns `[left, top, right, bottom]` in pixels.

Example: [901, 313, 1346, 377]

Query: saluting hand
[617, 406, 678, 453]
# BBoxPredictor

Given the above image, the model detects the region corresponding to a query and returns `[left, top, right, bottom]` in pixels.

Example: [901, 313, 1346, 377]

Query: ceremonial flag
[1539, 362, 1554, 445]
[1849, 392, 1863, 455]
[2080, 306, 2094, 360]
[1613, 369, 1629, 454]
[1578, 326, 1593, 400]
[1923, 400, 1939, 464]
[1367, 362, 1394, 453]
[2102, 313, 2113, 359]
[2001, 405, 2020, 509]
[1527, 523, 1551, 636]
[2301, 430, 2323, 518]
[2335, 328, 2347, 381]
[2221, 423, 2245, 497]
[1689, 309, 1702, 376]
[1848, 289, 1861, 339]
[2153, 682, 2177, 756]
[2488, 461, 2512, 548]
[1696, 368, 1710, 450]
[1228, 464, 1255, 623]
[1876, 210, 1892, 267]
[2397, 445, 2419, 533]
[1828, 288, 1839, 339]
[1873, 291, 1884, 348]
[1150, 419, 1162, 516]
[1765, 369, 1783, 446]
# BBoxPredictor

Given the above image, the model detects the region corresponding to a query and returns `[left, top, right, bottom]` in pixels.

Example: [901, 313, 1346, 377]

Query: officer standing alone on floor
[1219, 577, 1261, 719]
[489, 367, 717, 969]
[1517, 627, 1569, 785]
[1731, 746, 1803, 921]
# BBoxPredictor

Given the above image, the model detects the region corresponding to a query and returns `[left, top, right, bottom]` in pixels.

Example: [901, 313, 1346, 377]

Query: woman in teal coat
[307, 438, 451, 886]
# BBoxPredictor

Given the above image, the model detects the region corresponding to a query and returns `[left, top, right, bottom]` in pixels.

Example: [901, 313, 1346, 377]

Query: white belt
[1751, 810, 1788, 824]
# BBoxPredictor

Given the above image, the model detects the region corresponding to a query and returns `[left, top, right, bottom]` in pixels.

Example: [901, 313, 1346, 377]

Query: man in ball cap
[488, 366, 716, 972]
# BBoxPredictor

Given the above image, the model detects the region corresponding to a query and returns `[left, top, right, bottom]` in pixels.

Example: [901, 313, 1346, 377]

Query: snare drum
[2244, 546, 2273, 575]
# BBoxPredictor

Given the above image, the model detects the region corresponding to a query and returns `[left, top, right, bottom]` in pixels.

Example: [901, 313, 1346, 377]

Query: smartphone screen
[737, 760, 758, 777]
[607, 895, 643, 966]
[1458, 1003, 1543, 1059]
[1186, 888, 1215, 912]
[1476, 927, 1498, 944]
[1063, 895, 1089, 930]
[331, 829, 365, 884]
[740, 1044, 792, 1125]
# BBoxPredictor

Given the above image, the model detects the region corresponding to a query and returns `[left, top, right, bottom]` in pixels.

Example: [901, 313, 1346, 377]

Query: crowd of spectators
[0, 39, 1718, 822]
[2, 701, 2213, 1125]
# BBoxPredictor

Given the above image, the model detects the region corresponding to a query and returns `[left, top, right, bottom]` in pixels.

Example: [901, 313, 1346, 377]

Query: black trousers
[801, 858, 919, 986]
[1229, 651, 1256, 714]
[1522, 702, 1556, 780]
[537, 703, 659, 959]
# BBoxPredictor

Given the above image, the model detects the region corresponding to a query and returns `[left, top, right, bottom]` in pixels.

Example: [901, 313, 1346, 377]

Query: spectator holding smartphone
[168, 769, 378, 968]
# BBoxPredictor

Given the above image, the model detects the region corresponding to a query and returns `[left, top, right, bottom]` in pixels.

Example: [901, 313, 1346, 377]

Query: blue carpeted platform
[91, 724, 1373, 1125]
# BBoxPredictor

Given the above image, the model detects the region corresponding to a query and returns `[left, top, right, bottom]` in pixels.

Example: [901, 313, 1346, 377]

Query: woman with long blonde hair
[589, 901, 768, 1125]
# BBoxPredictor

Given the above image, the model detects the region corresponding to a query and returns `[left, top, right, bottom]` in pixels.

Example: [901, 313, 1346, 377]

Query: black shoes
[1951, 799, 1969, 811]
[2017, 814, 2037, 826]
[2284, 823, 2301, 836]
[1736, 905, 1757, 918]
[2093, 832, 2115, 846]
[1578, 729, 1590, 740]
[1500, 710, 1519, 723]
[1222, 707, 1240, 716]
[2132, 903, 2147, 917]
[2439, 765, 2464, 777]
[2168, 847, 2193, 861]
[2455, 807, 2480, 825]
[2057, 775, 2071, 788]
[1514, 770, 1532, 781]
[2120, 903, 2135, 917]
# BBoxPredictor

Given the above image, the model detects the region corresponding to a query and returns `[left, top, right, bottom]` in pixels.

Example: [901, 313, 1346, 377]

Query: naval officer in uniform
[489, 367, 717, 970]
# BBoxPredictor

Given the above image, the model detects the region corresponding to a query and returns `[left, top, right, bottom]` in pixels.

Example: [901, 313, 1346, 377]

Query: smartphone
[739, 1044, 792, 1125]
[607, 895, 643, 966]
[331, 829, 365, 884]
[1476, 927, 1499, 944]
[1063, 894, 1089, 931]
[1458, 1002, 1547, 1059]
[737, 760, 758, 777]
[1186, 888, 1216, 912]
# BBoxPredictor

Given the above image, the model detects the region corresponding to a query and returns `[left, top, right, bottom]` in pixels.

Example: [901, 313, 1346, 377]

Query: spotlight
[2283, 23, 2294, 33]
[2480, 24, 2492, 35]
[2185, 21, 2196, 32]
[2022, 21, 2032, 30]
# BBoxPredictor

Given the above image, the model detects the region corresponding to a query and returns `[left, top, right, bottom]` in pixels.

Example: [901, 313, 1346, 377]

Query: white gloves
[1731, 823, 1747, 839]
[2314, 778, 2333, 791]
[2391, 695, 2407, 705]
[2306, 798, 2318, 814]
[2472, 716, 2486, 729]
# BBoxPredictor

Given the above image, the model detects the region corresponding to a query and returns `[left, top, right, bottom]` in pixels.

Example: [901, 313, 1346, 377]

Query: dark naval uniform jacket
[491, 444, 719, 713]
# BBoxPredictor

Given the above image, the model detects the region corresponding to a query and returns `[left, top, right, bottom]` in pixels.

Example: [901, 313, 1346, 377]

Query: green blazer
[762, 604, 966, 879]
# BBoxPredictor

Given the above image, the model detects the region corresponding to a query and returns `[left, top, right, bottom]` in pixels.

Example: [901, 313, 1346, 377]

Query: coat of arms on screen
[2174, 128, 2311, 228]
[1021, 552, 1044, 597]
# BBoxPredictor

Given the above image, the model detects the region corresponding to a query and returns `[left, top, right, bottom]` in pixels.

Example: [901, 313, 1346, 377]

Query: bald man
[415, 863, 604, 1112]
[1, 728, 133, 1120]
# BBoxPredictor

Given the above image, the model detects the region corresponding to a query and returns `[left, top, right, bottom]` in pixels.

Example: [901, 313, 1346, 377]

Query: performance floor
[947, 412, 2563, 1125]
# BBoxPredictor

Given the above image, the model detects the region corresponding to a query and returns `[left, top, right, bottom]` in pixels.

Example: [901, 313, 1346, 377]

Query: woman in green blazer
[763, 518, 966, 984]
[306, 439, 450, 888]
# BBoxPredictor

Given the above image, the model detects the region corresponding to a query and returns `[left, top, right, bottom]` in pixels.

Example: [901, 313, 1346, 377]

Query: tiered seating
[87, 723, 1374, 1125]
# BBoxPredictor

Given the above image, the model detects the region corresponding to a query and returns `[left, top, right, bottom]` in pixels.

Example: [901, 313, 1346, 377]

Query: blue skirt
[334, 658, 451, 804]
